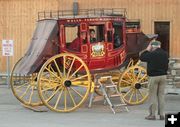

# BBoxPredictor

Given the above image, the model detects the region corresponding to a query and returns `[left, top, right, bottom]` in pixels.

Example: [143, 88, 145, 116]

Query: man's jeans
[148, 75, 166, 116]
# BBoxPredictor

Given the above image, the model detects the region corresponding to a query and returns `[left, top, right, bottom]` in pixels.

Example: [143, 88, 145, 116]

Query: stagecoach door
[88, 24, 106, 70]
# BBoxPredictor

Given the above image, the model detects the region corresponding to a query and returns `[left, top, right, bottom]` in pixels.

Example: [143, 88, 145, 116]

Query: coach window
[65, 24, 79, 47]
[65, 23, 88, 52]
[113, 22, 123, 49]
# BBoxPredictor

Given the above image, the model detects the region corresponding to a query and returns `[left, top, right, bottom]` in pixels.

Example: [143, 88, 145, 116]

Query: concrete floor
[0, 85, 180, 127]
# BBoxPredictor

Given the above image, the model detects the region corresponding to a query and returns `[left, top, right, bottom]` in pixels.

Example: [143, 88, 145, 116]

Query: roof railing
[38, 8, 127, 20]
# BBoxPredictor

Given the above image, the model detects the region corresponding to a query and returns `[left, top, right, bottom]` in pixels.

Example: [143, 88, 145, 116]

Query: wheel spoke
[67, 88, 76, 106]
[138, 74, 147, 83]
[48, 64, 56, 73]
[53, 59, 63, 78]
[45, 67, 61, 81]
[14, 82, 29, 89]
[54, 88, 63, 109]
[45, 87, 60, 103]
[121, 79, 132, 85]
[131, 68, 136, 81]
[41, 85, 59, 92]
[125, 72, 133, 82]
[70, 87, 83, 98]
[137, 89, 145, 98]
[28, 86, 34, 104]
[63, 56, 66, 77]
[67, 57, 75, 78]
[136, 69, 142, 80]
[123, 88, 133, 98]
[64, 88, 67, 110]
[129, 89, 134, 103]
[20, 85, 31, 99]
[71, 75, 88, 82]
[69, 65, 83, 79]
[135, 89, 139, 103]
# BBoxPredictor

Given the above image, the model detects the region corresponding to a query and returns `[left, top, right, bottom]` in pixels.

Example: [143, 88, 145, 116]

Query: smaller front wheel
[118, 66, 149, 105]
[38, 53, 91, 112]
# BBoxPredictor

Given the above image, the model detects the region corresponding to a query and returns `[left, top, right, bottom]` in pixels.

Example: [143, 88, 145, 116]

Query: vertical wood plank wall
[0, 0, 180, 72]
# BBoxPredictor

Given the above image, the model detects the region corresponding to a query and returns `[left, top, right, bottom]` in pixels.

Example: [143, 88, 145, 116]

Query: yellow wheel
[118, 66, 148, 105]
[37, 53, 91, 112]
[10, 58, 42, 106]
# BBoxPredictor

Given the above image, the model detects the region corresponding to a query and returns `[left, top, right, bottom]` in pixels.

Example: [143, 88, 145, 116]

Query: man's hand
[146, 43, 152, 51]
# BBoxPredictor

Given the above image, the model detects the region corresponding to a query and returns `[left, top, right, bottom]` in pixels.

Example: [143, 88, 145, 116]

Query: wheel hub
[64, 80, 72, 87]
[135, 83, 141, 89]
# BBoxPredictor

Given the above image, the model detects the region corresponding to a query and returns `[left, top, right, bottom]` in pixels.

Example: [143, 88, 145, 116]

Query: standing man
[140, 40, 169, 120]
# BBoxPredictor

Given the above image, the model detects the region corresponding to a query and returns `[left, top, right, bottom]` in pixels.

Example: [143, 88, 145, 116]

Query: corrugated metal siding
[0, 0, 180, 72]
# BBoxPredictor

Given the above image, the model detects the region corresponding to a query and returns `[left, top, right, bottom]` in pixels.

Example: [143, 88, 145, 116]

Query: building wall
[0, 0, 180, 73]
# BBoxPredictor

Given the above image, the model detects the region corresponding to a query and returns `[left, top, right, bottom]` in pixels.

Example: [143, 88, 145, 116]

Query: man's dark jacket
[140, 48, 169, 76]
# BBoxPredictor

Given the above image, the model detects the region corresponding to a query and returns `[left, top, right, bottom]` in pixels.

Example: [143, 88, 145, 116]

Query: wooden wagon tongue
[14, 19, 59, 75]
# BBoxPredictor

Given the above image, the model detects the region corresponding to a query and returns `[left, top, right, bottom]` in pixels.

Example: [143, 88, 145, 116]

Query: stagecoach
[10, 8, 151, 112]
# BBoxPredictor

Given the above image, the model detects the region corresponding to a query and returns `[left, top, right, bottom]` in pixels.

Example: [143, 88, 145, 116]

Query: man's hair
[89, 29, 95, 33]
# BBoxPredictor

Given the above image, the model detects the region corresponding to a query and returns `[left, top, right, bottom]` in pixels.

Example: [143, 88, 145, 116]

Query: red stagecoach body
[14, 9, 151, 75]
[59, 17, 126, 72]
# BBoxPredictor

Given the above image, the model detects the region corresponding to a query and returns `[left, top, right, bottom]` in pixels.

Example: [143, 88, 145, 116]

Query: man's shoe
[145, 115, 156, 120]
[160, 115, 165, 120]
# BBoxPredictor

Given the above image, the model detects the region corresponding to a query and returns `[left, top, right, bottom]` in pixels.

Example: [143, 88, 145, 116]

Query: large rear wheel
[37, 53, 91, 112]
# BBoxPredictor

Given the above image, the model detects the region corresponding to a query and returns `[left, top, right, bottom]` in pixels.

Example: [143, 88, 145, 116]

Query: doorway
[154, 22, 170, 55]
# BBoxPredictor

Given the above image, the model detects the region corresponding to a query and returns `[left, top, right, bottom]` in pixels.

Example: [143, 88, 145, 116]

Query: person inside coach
[69, 31, 87, 51]
[89, 29, 96, 43]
